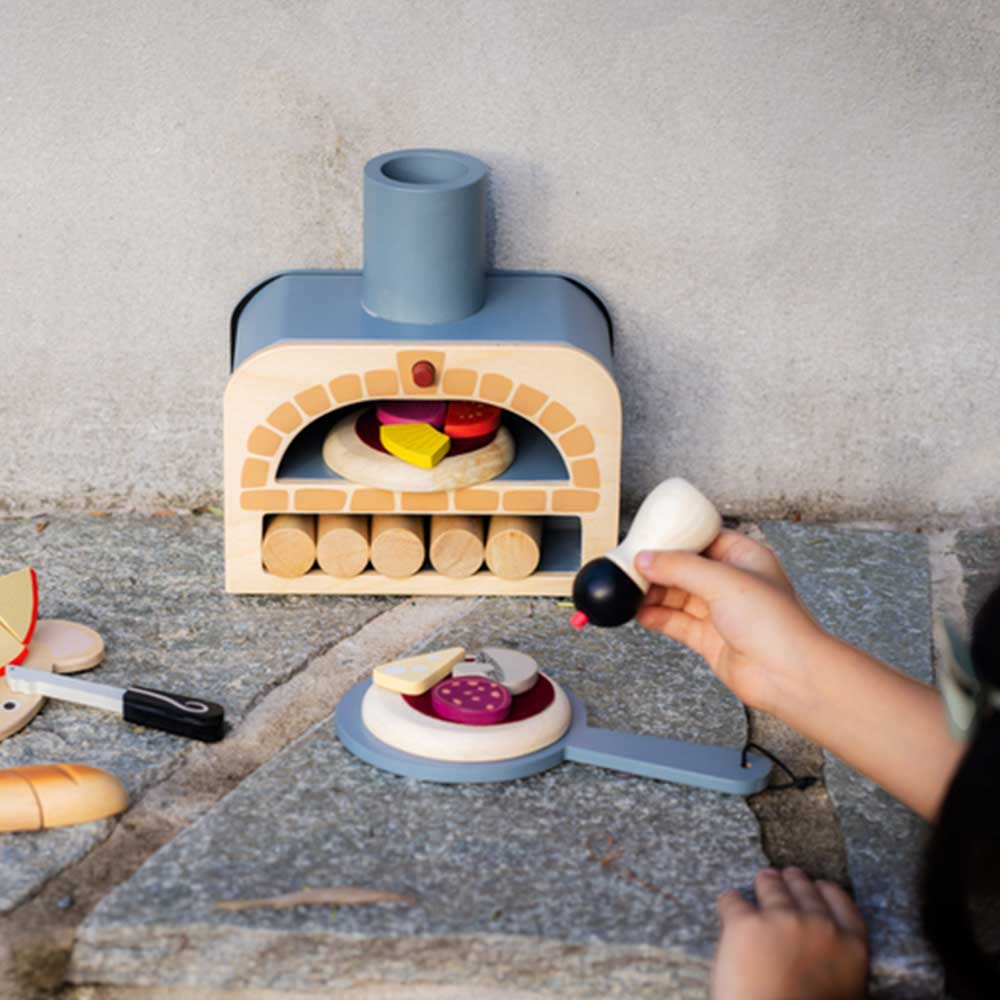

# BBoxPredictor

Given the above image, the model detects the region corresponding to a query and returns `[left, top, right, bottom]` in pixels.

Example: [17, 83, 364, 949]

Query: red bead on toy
[430, 675, 512, 725]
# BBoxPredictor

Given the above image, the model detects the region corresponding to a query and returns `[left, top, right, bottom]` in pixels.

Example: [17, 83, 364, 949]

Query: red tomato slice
[444, 402, 501, 439]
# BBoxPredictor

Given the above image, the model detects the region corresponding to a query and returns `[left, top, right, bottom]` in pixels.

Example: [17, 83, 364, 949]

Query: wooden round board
[0, 642, 54, 741]
[323, 411, 515, 492]
[34, 620, 105, 673]
[336, 678, 775, 793]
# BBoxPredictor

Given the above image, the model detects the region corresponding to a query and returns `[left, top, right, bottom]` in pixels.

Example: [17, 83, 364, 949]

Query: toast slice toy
[0, 568, 37, 666]
[0, 568, 38, 645]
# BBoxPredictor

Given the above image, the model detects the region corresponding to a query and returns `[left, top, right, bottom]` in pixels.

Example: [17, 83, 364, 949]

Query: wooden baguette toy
[0, 763, 128, 832]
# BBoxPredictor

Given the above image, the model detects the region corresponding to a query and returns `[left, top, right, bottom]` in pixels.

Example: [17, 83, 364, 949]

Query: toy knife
[6, 666, 225, 742]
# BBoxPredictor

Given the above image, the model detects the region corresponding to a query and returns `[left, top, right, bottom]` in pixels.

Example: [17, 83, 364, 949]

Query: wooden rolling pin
[370, 515, 425, 578]
[0, 764, 128, 832]
[429, 515, 484, 579]
[485, 516, 542, 580]
[316, 514, 370, 578]
[261, 515, 317, 578]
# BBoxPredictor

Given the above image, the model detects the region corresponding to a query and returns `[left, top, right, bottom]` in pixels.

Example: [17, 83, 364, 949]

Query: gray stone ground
[956, 527, 1000, 624]
[763, 524, 940, 998]
[0, 514, 994, 999]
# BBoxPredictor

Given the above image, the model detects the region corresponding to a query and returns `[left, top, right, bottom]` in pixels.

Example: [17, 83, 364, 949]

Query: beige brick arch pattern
[239, 363, 603, 517]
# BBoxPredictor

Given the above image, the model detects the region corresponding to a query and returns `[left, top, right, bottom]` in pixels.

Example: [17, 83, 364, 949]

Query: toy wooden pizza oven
[225, 149, 621, 595]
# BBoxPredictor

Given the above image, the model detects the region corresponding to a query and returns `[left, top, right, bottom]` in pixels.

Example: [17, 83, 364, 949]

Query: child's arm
[634, 531, 964, 821]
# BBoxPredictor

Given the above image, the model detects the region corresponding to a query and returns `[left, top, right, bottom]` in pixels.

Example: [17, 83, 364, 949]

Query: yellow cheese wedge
[373, 646, 466, 696]
[380, 422, 451, 469]
[0, 567, 38, 646]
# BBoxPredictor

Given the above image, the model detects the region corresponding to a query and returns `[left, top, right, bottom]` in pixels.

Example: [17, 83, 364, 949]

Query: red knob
[411, 361, 436, 388]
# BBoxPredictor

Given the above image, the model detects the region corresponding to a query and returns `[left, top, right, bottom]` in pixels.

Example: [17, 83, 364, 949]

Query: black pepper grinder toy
[570, 477, 722, 629]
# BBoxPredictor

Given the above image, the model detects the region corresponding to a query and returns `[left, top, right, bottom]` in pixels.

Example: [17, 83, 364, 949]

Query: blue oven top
[231, 270, 614, 375]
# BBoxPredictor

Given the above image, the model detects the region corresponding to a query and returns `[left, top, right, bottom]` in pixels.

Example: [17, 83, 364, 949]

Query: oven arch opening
[275, 403, 570, 484]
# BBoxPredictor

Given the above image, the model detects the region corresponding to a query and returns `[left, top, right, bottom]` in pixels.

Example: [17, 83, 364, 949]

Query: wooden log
[485, 516, 542, 580]
[261, 515, 316, 578]
[429, 516, 484, 579]
[316, 515, 370, 578]
[370, 515, 425, 579]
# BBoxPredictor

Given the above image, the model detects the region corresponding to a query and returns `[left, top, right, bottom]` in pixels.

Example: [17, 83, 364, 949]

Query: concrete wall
[3, 0, 998, 519]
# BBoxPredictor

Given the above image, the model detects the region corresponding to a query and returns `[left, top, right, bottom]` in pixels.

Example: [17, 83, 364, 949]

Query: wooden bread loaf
[0, 763, 128, 832]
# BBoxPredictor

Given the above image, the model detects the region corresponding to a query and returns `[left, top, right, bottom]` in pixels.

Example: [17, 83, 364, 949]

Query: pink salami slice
[376, 400, 447, 428]
[430, 675, 512, 726]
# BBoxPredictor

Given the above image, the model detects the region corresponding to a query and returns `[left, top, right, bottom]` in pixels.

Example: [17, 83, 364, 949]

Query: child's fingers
[816, 881, 868, 938]
[641, 584, 709, 620]
[635, 605, 707, 655]
[662, 587, 709, 618]
[634, 550, 736, 602]
[717, 889, 754, 926]
[780, 868, 830, 915]
[754, 868, 795, 910]
[708, 530, 794, 593]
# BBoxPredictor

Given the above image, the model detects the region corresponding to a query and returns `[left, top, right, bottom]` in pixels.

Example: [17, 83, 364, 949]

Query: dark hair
[922, 582, 1000, 999]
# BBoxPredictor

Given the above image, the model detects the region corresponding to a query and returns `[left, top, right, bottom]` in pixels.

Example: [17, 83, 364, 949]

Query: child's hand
[634, 531, 826, 713]
[712, 868, 869, 1000]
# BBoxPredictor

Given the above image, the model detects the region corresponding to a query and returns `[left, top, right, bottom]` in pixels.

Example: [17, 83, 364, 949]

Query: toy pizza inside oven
[224, 149, 620, 595]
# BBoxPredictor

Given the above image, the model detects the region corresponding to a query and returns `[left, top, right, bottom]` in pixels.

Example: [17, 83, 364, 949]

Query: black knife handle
[123, 687, 225, 742]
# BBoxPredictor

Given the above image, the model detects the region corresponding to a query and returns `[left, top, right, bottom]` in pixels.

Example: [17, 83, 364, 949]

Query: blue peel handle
[564, 727, 772, 796]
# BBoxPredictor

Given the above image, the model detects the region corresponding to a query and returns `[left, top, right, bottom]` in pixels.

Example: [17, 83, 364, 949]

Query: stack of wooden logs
[261, 514, 543, 581]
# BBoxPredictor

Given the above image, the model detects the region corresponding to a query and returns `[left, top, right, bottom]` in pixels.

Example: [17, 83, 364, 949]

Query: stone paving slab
[0, 514, 388, 912]
[71, 600, 766, 998]
[763, 524, 942, 998]
[955, 526, 1000, 624]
